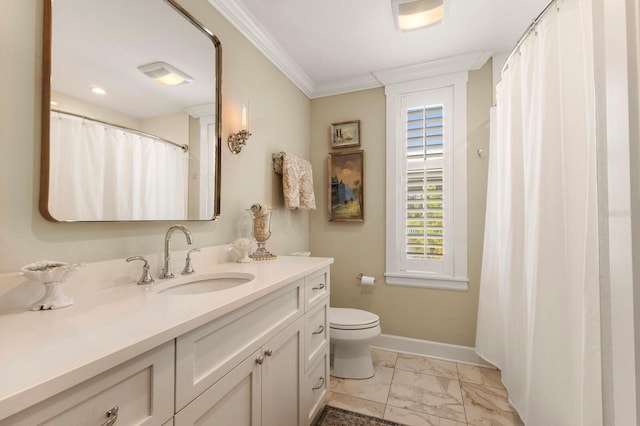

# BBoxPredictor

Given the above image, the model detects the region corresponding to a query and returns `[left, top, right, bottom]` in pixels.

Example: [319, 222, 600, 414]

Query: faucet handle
[182, 248, 200, 275]
[126, 256, 155, 285]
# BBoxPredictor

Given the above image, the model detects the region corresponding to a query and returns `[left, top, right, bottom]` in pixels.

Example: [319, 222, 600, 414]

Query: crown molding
[373, 50, 493, 86]
[311, 74, 382, 99]
[205, 1, 493, 99]
[207, 0, 315, 97]
[185, 103, 215, 118]
[311, 51, 492, 98]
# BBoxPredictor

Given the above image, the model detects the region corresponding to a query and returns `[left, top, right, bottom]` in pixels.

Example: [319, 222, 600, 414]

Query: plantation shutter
[386, 74, 467, 288]
[405, 105, 444, 261]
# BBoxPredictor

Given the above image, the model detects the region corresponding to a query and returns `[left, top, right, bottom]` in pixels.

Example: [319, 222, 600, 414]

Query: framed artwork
[328, 150, 364, 222]
[330, 120, 360, 149]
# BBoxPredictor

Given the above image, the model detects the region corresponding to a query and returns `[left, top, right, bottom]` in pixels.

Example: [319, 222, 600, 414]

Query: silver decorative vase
[249, 204, 276, 260]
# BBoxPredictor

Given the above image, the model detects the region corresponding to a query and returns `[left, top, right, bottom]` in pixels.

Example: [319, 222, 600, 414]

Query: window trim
[385, 72, 468, 290]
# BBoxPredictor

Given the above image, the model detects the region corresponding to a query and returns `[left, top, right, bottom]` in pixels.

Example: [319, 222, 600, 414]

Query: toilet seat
[330, 308, 379, 330]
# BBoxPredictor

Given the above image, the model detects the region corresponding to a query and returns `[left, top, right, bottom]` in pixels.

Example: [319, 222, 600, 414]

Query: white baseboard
[371, 334, 494, 367]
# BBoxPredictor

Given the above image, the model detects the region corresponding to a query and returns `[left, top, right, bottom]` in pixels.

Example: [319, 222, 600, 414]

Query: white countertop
[0, 255, 333, 420]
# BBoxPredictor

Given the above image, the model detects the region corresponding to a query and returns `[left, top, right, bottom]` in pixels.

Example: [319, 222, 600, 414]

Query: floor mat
[314, 405, 407, 426]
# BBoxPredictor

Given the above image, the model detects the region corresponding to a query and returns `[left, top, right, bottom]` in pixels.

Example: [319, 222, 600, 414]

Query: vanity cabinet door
[175, 282, 302, 411]
[262, 316, 304, 426]
[174, 349, 262, 426]
[176, 318, 304, 426]
[1, 342, 175, 426]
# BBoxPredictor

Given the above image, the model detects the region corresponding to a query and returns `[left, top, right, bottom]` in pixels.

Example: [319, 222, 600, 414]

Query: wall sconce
[228, 104, 251, 154]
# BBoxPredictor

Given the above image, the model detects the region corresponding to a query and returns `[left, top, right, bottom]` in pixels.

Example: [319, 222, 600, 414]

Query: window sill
[384, 272, 468, 291]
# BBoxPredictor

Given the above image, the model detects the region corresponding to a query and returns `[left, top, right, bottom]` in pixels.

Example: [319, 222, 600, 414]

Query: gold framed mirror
[41, 0, 221, 222]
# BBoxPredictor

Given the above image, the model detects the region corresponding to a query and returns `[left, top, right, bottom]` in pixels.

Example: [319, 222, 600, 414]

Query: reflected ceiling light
[90, 86, 106, 95]
[138, 61, 194, 86]
[50, 100, 58, 106]
[392, 0, 444, 31]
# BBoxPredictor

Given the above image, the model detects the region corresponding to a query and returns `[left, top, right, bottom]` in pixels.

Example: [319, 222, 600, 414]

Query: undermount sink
[156, 272, 255, 295]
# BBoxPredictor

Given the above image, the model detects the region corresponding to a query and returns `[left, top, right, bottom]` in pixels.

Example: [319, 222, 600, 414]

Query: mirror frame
[40, 0, 222, 222]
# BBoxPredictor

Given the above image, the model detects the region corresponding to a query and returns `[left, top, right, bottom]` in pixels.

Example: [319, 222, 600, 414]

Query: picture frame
[328, 150, 364, 222]
[330, 120, 360, 149]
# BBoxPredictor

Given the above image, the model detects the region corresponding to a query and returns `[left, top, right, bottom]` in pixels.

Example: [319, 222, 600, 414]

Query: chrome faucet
[160, 225, 193, 279]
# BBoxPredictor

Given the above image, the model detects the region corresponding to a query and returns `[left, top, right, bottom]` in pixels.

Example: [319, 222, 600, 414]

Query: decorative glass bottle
[248, 203, 276, 260]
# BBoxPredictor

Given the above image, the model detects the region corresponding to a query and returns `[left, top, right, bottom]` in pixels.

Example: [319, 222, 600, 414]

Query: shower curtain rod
[500, 0, 558, 76]
[51, 109, 189, 152]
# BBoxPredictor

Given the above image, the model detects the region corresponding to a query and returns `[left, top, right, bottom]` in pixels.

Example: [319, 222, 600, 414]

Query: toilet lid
[330, 308, 379, 330]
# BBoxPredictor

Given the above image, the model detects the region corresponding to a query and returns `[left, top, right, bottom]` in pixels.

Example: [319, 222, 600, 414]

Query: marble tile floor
[325, 349, 524, 426]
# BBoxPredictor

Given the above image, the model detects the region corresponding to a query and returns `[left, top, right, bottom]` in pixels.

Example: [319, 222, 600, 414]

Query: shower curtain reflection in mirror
[48, 111, 188, 221]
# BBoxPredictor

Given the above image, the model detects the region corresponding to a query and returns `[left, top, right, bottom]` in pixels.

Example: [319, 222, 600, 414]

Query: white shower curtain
[475, 0, 602, 424]
[49, 112, 188, 221]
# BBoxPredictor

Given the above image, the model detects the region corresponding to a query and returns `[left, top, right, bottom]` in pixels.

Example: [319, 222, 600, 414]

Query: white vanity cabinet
[175, 266, 330, 426]
[0, 260, 332, 426]
[0, 341, 175, 426]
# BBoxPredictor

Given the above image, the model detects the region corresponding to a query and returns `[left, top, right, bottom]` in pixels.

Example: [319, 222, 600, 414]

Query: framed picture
[328, 150, 364, 222]
[330, 120, 360, 149]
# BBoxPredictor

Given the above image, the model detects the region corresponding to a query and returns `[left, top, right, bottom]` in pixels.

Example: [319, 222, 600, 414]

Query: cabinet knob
[312, 325, 325, 335]
[264, 348, 273, 357]
[312, 283, 325, 290]
[101, 406, 119, 426]
[312, 376, 325, 391]
[256, 355, 265, 365]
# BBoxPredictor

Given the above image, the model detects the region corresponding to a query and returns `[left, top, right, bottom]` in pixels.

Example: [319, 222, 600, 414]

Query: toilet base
[330, 342, 375, 379]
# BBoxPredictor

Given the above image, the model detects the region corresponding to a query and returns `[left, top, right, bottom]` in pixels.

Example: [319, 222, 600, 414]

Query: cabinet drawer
[304, 352, 329, 426]
[1, 341, 175, 426]
[305, 299, 328, 370]
[176, 282, 303, 411]
[304, 268, 329, 311]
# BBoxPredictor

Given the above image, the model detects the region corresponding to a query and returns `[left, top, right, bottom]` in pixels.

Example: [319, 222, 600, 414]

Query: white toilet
[329, 307, 381, 379]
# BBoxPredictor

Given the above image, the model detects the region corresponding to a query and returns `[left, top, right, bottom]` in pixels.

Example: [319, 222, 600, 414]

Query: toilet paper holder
[356, 273, 376, 283]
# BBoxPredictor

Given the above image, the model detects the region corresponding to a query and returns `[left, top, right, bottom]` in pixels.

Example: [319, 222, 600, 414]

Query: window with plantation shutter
[385, 73, 468, 290]
[406, 105, 444, 261]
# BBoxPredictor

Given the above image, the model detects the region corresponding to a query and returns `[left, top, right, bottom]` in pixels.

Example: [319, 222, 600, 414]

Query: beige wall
[309, 62, 492, 347]
[51, 91, 142, 130]
[52, 92, 190, 146]
[0, 0, 311, 274]
[142, 112, 190, 148]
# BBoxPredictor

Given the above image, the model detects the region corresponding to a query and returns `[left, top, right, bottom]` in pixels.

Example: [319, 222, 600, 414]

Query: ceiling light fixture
[138, 61, 194, 86]
[90, 86, 106, 95]
[392, 0, 444, 31]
